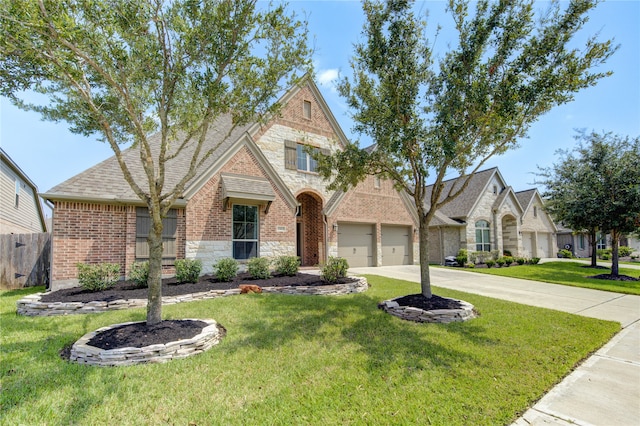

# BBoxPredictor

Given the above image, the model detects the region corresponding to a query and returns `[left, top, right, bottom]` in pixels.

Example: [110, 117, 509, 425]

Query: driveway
[349, 263, 640, 426]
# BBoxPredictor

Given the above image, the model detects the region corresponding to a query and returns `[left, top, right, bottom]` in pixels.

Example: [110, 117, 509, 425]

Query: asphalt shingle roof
[44, 115, 253, 203]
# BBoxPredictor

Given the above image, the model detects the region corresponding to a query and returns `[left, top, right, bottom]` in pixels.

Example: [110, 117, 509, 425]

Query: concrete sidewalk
[349, 264, 640, 426]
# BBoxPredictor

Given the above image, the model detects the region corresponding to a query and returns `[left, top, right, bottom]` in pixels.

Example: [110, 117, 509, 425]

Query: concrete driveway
[349, 263, 640, 426]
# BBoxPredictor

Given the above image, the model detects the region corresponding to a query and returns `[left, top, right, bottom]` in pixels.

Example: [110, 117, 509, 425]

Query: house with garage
[425, 168, 557, 264]
[42, 79, 420, 290]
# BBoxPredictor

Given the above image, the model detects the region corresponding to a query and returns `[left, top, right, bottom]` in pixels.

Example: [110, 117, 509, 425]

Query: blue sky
[1, 0, 638, 216]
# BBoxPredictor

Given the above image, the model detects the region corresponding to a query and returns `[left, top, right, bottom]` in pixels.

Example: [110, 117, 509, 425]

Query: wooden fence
[0, 233, 50, 290]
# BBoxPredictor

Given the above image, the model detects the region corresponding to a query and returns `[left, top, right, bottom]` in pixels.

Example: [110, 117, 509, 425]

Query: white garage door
[338, 223, 374, 267]
[522, 232, 533, 258]
[382, 225, 411, 265]
[537, 233, 551, 258]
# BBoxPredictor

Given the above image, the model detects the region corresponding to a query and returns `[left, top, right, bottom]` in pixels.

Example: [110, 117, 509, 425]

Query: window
[14, 179, 19, 208]
[533, 206, 538, 217]
[136, 208, 177, 265]
[297, 144, 318, 172]
[475, 220, 491, 251]
[596, 233, 607, 250]
[233, 205, 258, 260]
[493, 185, 497, 195]
[303, 100, 312, 119]
[374, 176, 381, 188]
[579, 234, 585, 250]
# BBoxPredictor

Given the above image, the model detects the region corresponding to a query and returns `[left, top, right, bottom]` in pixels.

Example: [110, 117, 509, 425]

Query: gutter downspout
[323, 215, 329, 265]
[44, 199, 55, 291]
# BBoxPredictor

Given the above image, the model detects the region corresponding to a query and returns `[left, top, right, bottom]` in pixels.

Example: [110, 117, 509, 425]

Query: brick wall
[51, 202, 186, 288]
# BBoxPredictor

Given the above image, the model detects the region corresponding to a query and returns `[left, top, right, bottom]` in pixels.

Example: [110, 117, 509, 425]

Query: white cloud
[316, 68, 339, 88]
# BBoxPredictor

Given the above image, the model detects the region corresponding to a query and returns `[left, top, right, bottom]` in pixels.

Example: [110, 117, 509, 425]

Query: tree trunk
[419, 218, 432, 298]
[146, 210, 164, 326]
[610, 229, 620, 277]
[588, 229, 598, 267]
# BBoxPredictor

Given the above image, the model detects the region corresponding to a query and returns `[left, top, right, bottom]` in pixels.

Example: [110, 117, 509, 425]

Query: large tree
[0, 0, 311, 325]
[538, 130, 640, 276]
[316, 0, 616, 298]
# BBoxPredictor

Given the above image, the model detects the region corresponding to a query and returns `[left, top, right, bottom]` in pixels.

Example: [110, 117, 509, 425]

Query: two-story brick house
[42, 79, 420, 290]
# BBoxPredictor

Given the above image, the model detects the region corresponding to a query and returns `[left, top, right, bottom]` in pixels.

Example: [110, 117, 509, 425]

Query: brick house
[42, 79, 420, 290]
[425, 168, 557, 264]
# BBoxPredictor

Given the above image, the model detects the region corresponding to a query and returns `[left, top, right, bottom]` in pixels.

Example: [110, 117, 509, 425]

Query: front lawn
[467, 261, 640, 295]
[1, 276, 618, 425]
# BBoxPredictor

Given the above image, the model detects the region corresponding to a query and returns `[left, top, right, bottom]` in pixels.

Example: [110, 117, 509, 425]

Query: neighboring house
[0, 148, 47, 234]
[424, 168, 557, 264]
[557, 227, 640, 258]
[42, 79, 420, 290]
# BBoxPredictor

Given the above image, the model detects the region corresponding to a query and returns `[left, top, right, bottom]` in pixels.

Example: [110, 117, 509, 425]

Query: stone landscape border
[16, 277, 369, 316]
[70, 319, 225, 367]
[378, 296, 477, 323]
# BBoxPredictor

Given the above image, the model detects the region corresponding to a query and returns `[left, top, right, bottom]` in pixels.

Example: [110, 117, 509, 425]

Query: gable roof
[423, 167, 502, 219]
[492, 186, 524, 217]
[42, 78, 333, 210]
[515, 189, 537, 214]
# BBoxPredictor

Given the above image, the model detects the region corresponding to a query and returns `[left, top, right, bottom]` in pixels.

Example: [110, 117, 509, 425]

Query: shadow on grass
[0, 297, 145, 425]
[222, 290, 495, 377]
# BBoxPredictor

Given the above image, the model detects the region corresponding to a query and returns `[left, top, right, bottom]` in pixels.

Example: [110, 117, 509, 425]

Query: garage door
[537, 233, 551, 258]
[382, 225, 411, 265]
[338, 223, 374, 267]
[522, 232, 533, 258]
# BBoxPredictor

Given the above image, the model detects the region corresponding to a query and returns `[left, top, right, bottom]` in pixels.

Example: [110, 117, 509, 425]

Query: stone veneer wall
[70, 319, 225, 367]
[17, 277, 369, 316]
[378, 297, 477, 323]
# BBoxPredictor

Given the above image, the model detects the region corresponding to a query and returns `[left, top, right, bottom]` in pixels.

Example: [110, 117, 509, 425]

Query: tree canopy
[538, 130, 640, 275]
[0, 0, 311, 324]
[316, 0, 616, 297]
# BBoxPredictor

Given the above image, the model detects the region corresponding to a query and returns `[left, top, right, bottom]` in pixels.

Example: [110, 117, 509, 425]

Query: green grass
[467, 261, 640, 295]
[1, 277, 619, 425]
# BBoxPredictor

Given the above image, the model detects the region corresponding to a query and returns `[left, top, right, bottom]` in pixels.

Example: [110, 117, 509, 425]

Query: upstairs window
[297, 144, 318, 172]
[285, 141, 325, 173]
[475, 220, 491, 252]
[14, 179, 19, 208]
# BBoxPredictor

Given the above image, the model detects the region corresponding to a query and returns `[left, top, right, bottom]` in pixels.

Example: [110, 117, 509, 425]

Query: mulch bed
[87, 319, 210, 350]
[588, 274, 639, 282]
[43, 272, 357, 304]
[394, 294, 464, 310]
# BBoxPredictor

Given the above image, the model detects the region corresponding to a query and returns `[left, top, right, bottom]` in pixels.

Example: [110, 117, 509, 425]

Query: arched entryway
[501, 215, 518, 255]
[296, 192, 324, 266]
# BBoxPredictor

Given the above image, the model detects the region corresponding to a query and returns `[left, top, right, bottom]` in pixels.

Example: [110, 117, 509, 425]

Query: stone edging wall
[70, 319, 224, 367]
[17, 277, 369, 316]
[378, 296, 477, 323]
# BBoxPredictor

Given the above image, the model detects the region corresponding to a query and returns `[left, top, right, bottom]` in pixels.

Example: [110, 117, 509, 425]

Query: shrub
[485, 259, 495, 268]
[129, 261, 149, 288]
[530, 257, 541, 264]
[601, 253, 611, 260]
[247, 257, 271, 280]
[175, 259, 202, 283]
[503, 256, 514, 266]
[465, 262, 475, 268]
[495, 258, 506, 267]
[619, 246, 633, 257]
[213, 258, 239, 282]
[274, 255, 300, 276]
[321, 256, 349, 283]
[77, 263, 120, 292]
[503, 250, 512, 257]
[558, 249, 573, 258]
[455, 249, 468, 267]
[516, 257, 526, 266]
[597, 248, 612, 259]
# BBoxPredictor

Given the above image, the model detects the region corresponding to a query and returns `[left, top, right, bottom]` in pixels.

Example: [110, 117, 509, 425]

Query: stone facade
[426, 170, 556, 263]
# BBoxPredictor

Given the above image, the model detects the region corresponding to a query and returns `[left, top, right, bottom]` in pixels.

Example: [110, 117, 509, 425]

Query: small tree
[317, 0, 615, 298]
[0, 0, 311, 325]
[538, 130, 640, 276]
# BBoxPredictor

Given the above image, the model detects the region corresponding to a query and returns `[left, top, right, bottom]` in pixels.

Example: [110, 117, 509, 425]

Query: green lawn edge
[458, 261, 640, 295]
[1, 276, 619, 425]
